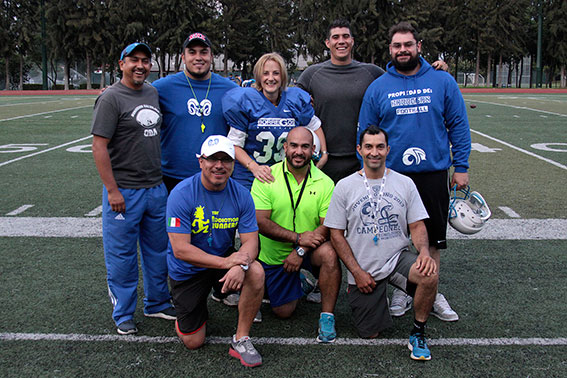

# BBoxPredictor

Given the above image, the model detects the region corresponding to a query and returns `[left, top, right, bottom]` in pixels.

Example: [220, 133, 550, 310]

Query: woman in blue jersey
[222, 52, 328, 190]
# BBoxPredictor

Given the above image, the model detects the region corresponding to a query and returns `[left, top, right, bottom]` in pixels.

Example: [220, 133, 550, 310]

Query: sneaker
[253, 309, 262, 323]
[117, 319, 137, 335]
[316, 313, 336, 343]
[211, 292, 240, 307]
[408, 333, 431, 361]
[144, 306, 176, 320]
[229, 335, 262, 367]
[390, 288, 413, 317]
[306, 284, 321, 304]
[431, 293, 459, 322]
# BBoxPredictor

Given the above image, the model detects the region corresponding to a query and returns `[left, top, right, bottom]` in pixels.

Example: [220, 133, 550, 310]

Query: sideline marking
[85, 206, 102, 217]
[1, 217, 566, 239]
[464, 98, 567, 117]
[0, 104, 92, 122]
[0, 99, 64, 107]
[498, 206, 520, 218]
[471, 129, 567, 171]
[6, 205, 34, 216]
[1, 333, 566, 346]
[0, 135, 93, 168]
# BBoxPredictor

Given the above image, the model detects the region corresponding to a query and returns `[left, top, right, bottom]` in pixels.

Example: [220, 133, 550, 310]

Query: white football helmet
[448, 185, 491, 234]
[309, 129, 321, 161]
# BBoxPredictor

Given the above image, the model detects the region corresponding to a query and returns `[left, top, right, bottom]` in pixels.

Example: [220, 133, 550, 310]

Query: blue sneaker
[317, 313, 336, 343]
[408, 333, 431, 361]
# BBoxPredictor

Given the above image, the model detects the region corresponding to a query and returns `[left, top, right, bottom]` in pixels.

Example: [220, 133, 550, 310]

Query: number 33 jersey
[222, 86, 321, 189]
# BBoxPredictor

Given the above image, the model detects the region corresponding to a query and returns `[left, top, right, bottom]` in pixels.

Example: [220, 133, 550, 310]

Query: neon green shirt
[251, 160, 335, 265]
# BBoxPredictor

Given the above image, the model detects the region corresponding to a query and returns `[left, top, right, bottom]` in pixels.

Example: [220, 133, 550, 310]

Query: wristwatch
[240, 264, 249, 272]
[295, 246, 306, 257]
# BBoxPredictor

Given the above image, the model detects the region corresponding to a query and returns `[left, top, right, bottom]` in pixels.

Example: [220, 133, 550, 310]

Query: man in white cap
[166, 135, 264, 367]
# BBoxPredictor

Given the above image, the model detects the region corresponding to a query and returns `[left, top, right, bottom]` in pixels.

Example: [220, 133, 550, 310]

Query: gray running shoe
[431, 293, 459, 321]
[144, 306, 176, 320]
[117, 319, 137, 335]
[390, 288, 413, 317]
[229, 336, 262, 367]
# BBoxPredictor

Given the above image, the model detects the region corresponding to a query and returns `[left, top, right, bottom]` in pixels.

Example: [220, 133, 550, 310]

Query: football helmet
[448, 185, 491, 234]
[309, 129, 322, 161]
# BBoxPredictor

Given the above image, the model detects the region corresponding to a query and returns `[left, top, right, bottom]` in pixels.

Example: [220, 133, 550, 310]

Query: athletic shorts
[405, 170, 450, 249]
[347, 250, 417, 338]
[162, 175, 183, 194]
[169, 269, 227, 334]
[261, 258, 314, 308]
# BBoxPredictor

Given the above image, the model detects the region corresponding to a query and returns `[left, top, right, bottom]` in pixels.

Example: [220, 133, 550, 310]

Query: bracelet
[321, 151, 329, 155]
[295, 232, 300, 245]
[246, 161, 254, 170]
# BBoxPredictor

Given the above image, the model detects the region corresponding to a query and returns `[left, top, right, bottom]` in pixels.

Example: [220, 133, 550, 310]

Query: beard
[392, 53, 420, 72]
[286, 152, 311, 169]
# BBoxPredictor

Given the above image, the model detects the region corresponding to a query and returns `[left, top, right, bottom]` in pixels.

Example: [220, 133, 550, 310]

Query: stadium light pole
[535, 0, 543, 88]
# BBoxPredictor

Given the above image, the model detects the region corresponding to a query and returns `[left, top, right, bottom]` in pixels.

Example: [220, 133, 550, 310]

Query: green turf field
[0, 93, 566, 376]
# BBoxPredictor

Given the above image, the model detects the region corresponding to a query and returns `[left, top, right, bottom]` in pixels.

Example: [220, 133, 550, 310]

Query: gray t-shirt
[324, 169, 428, 285]
[91, 82, 163, 188]
[297, 60, 384, 156]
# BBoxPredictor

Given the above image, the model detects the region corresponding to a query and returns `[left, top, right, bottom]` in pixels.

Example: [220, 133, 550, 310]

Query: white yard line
[471, 129, 567, 171]
[0, 217, 565, 239]
[498, 206, 521, 218]
[0, 104, 92, 122]
[5, 205, 34, 216]
[0, 99, 64, 107]
[1, 333, 566, 346]
[0, 135, 93, 168]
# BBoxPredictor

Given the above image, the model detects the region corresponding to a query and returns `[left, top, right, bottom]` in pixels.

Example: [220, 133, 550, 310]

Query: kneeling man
[324, 125, 438, 360]
[251, 127, 341, 343]
[167, 135, 264, 367]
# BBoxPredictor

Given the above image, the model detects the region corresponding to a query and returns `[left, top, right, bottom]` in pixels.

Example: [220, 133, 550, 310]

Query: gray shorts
[347, 249, 417, 338]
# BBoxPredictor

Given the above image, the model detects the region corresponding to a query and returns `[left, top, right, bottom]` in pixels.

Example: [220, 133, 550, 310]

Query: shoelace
[241, 339, 257, 354]
[415, 334, 427, 348]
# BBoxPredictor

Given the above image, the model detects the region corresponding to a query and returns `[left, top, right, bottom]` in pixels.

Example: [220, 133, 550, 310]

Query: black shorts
[348, 250, 417, 338]
[169, 269, 227, 334]
[405, 170, 449, 249]
[163, 175, 183, 194]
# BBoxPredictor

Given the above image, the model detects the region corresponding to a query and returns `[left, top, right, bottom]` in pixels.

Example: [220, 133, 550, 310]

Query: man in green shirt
[251, 127, 341, 343]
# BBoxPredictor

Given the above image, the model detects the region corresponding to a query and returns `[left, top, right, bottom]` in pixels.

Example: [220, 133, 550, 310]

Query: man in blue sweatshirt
[358, 22, 471, 322]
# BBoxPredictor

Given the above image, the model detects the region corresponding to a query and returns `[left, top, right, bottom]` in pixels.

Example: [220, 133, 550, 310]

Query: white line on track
[0, 135, 93, 168]
[0, 104, 92, 122]
[471, 129, 567, 170]
[1, 333, 566, 346]
[464, 98, 567, 117]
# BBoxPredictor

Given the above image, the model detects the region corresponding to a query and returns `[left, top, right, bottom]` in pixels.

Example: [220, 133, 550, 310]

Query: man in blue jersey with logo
[358, 22, 471, 322]
[166, 135, 264, 367]
[153, 32, 238, 193]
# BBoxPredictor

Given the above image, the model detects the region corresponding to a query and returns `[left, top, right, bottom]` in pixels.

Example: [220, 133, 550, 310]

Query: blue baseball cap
[120, 43, 152, 61]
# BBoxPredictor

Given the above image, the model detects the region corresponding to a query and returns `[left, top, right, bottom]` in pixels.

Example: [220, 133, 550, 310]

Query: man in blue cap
[91, 42, 176, 335]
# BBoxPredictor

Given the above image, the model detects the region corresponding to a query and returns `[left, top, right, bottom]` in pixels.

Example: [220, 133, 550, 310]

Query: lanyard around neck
[283, 162, 310, 232]
[184, 72, 212, 133]
[362, 169, 387, 245]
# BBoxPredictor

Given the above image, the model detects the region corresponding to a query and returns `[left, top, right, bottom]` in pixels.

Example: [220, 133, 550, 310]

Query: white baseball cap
[196, 135, 235, 159]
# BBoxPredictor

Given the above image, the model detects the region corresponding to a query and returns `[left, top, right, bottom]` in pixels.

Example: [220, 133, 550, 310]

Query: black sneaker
[144, 306, 176, 320]
[117, 319, 137, 335]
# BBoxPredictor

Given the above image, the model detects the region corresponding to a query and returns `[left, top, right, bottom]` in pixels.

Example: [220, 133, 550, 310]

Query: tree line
[1, 0, 566, 90]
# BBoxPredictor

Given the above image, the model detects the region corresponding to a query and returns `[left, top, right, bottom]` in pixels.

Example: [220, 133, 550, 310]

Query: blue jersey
[358, 57, 471, 174]
[153, 72, 238, 180]
[223, 86, 317, 188]
[166, 173, 258, 281]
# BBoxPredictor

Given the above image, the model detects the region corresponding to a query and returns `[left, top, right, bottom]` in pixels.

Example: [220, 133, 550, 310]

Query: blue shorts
[260, 258, 313, 307]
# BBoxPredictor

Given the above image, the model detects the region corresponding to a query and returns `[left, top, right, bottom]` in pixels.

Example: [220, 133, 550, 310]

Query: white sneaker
[253, 309, 262, 323]
[211, 292, 240, 307]
[390, 288, 413, 317]
[431, 293, 459, 321]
